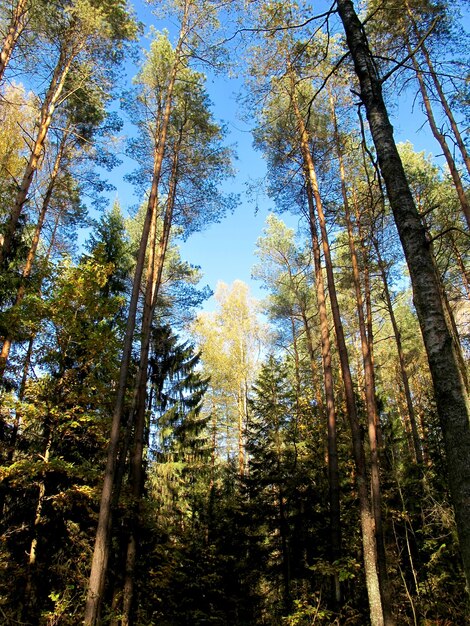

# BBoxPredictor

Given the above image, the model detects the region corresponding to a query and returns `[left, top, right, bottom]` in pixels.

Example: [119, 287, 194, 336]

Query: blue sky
[110, 0, 294, 308]
[108, 0, 468, 313]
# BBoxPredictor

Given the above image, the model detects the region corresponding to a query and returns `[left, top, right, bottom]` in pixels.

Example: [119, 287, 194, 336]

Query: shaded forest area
[0, 0, 469, 624]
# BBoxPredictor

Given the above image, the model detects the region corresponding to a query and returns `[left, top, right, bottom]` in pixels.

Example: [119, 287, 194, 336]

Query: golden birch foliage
[192, 280, 265, 458]
[194, 280, 264, 392]
[0, 84, 35, 184]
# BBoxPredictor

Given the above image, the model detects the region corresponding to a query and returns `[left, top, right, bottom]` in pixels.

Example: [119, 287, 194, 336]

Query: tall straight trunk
[0, 0, 28, 83]
[403, 0, 470, 179]
[299, 302, 326, 417]
[284, 260, 321, 409]
[336, 0, 470, 591]
[0, 41, 79, 265]
[406, 41, 470, 230]
[84, 13, 187, 620]
[304, 182, 342, 605]
[353, 193, 384, 452]
[0, 131, 68, 377]
[351, 195, 375, 378]
[332, 101, 393, 624]
[292, 87, 383, 624]
[6, 209, 59, 462]
[209, 402, 217, 492]
[289, 312, 309, 458]
[290, 314, 302, 412]
[120, 152, 178, 626]
[373, 236, 423, 465]
[449, 234, 470, 299]
[0, 214, 58, 521]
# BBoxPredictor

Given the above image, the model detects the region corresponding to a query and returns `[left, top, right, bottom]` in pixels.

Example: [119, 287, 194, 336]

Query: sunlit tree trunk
[0, 41, 80, 265]
[406, 41, 470, 230]
[0, 0, 29, 83]
[304, 182, 342, 605]
[84, 15, 186, 620]
[449, 235, 470, 299]
[332, 100, 393, 623]
[403, 0, 470, 179]
[120, 150, 178, 626]
[291, 78, 384, 624]
[336, 0, 470, 593]
[0, 131, 68, 377]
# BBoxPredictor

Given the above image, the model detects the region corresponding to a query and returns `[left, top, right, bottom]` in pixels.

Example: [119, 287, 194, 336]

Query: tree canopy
[0, 1, 469, 624]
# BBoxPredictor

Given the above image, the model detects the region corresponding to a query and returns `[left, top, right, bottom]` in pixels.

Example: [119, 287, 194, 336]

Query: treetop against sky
[97, 0, 467, 312]
[1, 1, 469, 624]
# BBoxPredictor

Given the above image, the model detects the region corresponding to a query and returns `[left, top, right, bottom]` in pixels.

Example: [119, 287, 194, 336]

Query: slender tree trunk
[373, 237, 423, 465]
[299, 302, 326, 417]
[84, 19, 185, 619]
[237, 389, 245, 475]
[292, 79, 384, 625]
[405, 41, 470, 230]
[0, 132, 68, 377]
[304, 182, 342, 606]
[332, 102, 393, 624]
[449, 234, 470, 299]
[290, 314, 302, 417]
[353, 193, 384, 451]
[336, 0, 470, 592]
[0, 42, 79, 265]
[6, 334, 33, 452]
[120, 152, 178, 626]
[404, 0, 470, 178]
[0, 0, 28, 83]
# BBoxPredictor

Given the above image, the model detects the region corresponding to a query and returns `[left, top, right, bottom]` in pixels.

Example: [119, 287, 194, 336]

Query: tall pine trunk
[120, 150, 178, 625]
[0, 131, 68, 376]
[304, 181, 342, 606]
[406, 40, 470, 230]
[336, 0, 470, 592]
[292, 86, 384, 625]
[403, 0, 470, 179]
[0, 0, 28, 83]
[0, 42, 79, 265]
[373, 235, 423, 465]
[23, 425, 52, 622]
[84, 15, 187, 619]
[331, 99, 393, 624]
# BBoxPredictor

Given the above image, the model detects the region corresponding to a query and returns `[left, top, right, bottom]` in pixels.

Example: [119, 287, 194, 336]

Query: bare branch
[380, 17, 439, 84]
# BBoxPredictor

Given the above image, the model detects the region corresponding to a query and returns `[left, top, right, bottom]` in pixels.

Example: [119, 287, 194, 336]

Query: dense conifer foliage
[0, 0, 468, 624]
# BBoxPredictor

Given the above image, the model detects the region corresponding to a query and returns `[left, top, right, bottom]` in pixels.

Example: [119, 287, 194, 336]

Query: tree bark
[332, 100, 393, 624]
[403, 0, 470, 179]
[120, 149, 178, 626]
[336, 0, 470, 592]
[0, 0, 29, 83]
[0, 40, 80, 265]
[0, 131, 68, 377]
[373, 236, 423, 465]
[23, 426, 52, 621]
[406, 40, 470, 230]
[83, 17, 186, 620]
[292, 84, 384, 625]
[304, 181, 342, 606]
[449, 234, 470, 300]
